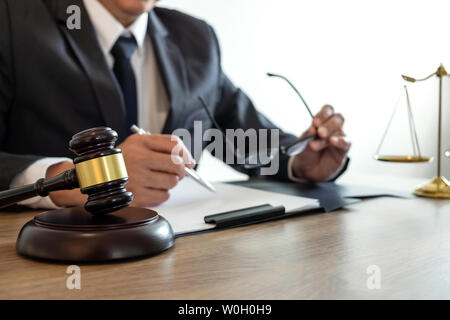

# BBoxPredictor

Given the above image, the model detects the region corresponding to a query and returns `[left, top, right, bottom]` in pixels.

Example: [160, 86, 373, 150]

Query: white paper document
[148, 177, 319, 235]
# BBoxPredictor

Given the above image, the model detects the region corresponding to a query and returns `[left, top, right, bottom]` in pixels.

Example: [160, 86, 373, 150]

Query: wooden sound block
[16, 207, 175, 263]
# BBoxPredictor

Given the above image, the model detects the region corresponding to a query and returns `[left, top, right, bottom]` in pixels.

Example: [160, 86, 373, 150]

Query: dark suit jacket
[0, 0, 344, 191]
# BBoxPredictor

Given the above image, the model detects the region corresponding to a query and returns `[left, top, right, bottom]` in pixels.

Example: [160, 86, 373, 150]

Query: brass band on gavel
[75, 153, 128, 189]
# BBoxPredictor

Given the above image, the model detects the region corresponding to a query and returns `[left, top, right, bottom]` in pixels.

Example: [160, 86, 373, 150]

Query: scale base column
[414, 176, 450, 199]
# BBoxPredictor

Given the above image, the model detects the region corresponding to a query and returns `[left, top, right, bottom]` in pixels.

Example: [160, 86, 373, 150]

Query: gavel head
[69, 127, 133, 215]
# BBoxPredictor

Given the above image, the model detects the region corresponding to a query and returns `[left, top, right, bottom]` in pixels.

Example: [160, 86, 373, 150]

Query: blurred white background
[161, 0, 450, 181]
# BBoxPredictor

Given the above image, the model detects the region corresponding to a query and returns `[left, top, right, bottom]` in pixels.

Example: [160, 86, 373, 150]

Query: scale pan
[373, 155, 432, 163]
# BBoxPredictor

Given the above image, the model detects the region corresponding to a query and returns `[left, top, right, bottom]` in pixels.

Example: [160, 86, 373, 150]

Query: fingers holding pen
[144, 151, 186, 179]
[119, 133, 198, 206]
[142, 134, 196, 168]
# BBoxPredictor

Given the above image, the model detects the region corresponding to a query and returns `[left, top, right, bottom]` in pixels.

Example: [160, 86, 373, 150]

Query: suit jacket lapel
[45, 0, 127, 139]
[148, 10, 188, 134]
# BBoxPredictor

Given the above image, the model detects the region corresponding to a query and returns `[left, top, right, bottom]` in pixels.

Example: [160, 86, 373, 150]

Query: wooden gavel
[0, 127, 133, 215]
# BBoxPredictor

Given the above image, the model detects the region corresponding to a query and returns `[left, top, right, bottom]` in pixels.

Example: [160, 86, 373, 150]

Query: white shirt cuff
[10, 157, 72, 209]
[287, 156, 307, 183]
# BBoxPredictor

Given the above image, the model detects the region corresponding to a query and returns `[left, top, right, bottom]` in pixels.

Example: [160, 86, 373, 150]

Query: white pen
[130, 125, 216, 192]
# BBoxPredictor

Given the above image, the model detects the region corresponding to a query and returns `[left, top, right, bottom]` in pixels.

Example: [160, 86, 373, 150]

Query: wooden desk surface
[1, 176, 450, 299]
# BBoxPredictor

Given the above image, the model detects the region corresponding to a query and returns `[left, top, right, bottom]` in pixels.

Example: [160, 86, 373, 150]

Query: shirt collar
[83, 0, 148, 55]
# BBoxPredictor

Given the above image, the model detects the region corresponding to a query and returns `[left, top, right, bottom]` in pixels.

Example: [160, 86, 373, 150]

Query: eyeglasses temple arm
[267, 72, 314, 119]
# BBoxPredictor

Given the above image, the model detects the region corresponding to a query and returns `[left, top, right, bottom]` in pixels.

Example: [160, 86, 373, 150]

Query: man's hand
[47, 134, 195, 208]
[47, 161, 87, 207]
[119, 134, 195, 207]
[292, 105, 351, 181]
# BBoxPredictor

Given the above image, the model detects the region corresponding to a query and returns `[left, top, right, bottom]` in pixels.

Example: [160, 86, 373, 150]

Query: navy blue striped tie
[111, 36, 138, 135]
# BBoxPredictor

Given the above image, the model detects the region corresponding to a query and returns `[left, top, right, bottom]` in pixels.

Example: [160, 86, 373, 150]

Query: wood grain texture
[1, 195, 450, 299]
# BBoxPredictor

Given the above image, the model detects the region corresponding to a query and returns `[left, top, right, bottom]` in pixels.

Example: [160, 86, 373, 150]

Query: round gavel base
[16, 207, 175, 263]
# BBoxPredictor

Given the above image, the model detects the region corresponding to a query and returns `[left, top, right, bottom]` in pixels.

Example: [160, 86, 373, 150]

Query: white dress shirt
[10, 0, 170, 208]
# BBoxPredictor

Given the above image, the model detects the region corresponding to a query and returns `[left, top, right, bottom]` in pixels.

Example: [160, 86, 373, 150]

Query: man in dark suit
[0, 0, 350, 208]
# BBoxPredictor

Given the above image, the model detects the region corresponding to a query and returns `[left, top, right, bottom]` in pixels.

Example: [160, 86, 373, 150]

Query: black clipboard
[204, 204, 285, 228]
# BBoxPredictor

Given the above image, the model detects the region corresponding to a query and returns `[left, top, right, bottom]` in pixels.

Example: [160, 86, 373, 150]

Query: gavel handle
[0, 169, 79, 209]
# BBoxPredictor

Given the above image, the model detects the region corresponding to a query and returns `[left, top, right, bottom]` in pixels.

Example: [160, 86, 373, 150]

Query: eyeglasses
[198, 72, 317, 169]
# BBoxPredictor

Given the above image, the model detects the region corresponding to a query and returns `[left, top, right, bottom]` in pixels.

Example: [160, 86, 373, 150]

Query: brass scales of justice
[374, 64, 450, 199]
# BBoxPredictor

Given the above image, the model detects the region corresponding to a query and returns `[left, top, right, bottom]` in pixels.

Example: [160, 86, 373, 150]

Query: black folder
[175, 178, 412, 237]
